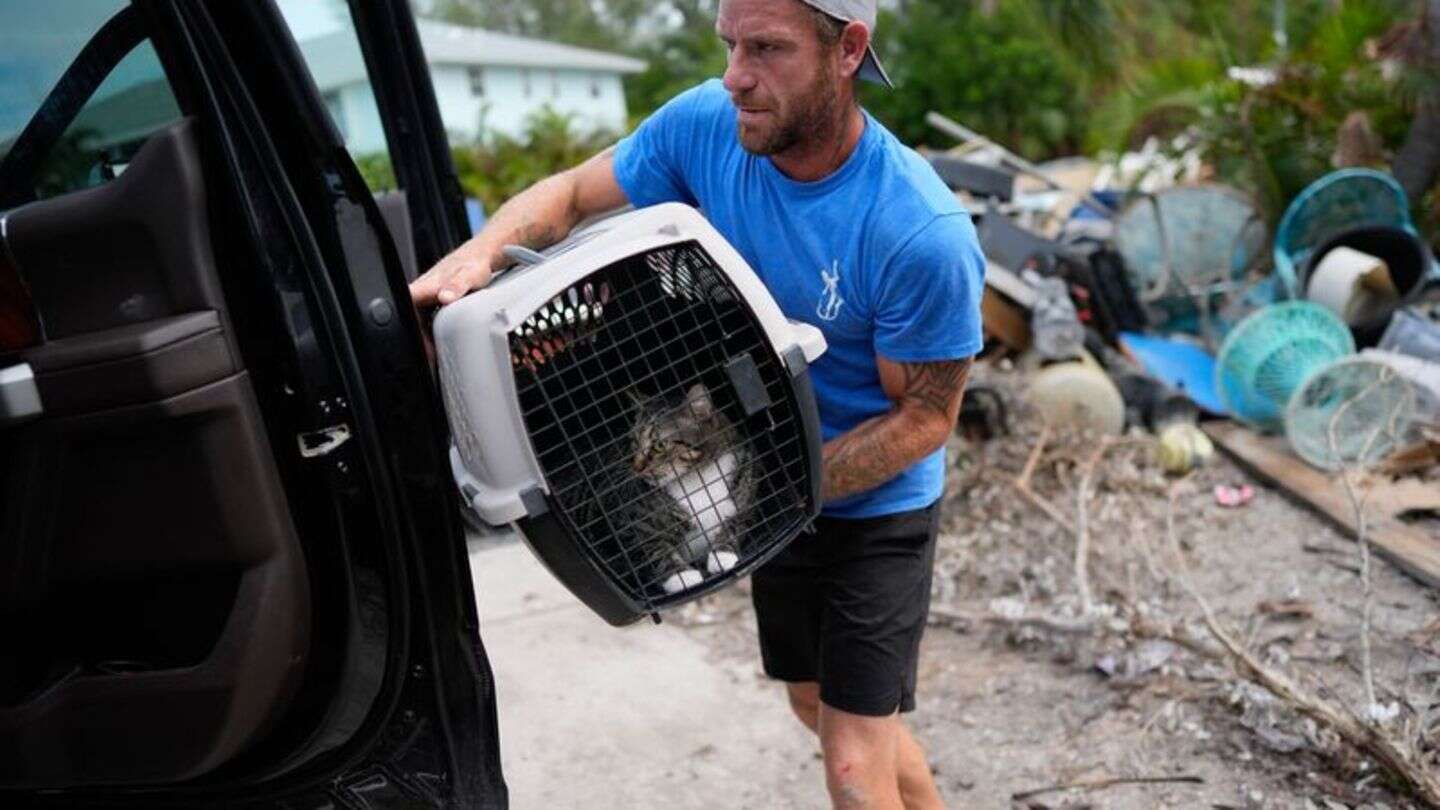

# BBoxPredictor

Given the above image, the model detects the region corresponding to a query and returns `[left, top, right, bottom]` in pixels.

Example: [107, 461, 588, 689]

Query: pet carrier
[435, 204, 828, 626]
[1214, 302, 1355, 432]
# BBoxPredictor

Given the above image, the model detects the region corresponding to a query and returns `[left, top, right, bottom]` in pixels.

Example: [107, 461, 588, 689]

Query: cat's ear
[684, 383, 713, 419]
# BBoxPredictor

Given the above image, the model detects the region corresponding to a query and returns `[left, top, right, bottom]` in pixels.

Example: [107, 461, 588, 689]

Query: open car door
[0, 0, 505, 806]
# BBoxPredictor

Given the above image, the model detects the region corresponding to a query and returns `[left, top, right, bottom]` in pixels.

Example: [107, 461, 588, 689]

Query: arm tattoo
[820, 357, 973, 503]
[901, 357, 973, 418]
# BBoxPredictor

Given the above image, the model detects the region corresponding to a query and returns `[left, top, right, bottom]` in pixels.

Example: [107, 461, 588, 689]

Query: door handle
[1, 363, 42, 425]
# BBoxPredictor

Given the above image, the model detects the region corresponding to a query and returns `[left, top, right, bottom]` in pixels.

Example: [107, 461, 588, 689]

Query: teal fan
[1285, 357, 1417, 471]
[1214, 302, 1355, 431]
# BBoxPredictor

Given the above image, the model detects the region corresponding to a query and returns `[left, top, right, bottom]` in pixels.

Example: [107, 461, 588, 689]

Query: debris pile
[924, 112, 1440, 806]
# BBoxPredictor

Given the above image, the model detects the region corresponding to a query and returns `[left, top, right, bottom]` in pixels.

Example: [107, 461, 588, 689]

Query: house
[299, 19, 647, 155]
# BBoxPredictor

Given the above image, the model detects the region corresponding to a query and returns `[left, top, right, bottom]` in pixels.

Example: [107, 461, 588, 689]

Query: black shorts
[751, 501, 940, 717]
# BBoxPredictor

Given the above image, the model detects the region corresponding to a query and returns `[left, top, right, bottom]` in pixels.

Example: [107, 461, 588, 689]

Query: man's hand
[408, 147, 628, 309]
[410, 242, 500, 308]
[820, 356, 973, 503]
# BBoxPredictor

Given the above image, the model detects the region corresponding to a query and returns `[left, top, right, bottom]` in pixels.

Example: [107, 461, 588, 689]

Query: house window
[468, 66, 485, 97]
[590, 73, 602, 99]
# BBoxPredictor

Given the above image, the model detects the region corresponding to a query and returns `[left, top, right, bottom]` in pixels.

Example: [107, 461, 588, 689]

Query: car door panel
[5, 120, 235, 346]
[0, 118, 310, 787]
[23, 311, 229, 415]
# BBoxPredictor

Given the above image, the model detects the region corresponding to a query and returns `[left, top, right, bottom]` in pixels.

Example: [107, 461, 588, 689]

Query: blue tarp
[1119, 331, 1226, 415]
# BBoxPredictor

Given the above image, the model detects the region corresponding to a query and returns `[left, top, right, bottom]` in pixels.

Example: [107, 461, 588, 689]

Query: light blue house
[299, 19, 647, 156]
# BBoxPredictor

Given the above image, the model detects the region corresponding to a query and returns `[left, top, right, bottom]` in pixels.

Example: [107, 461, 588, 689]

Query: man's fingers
[409, 266, 448, 307]
[409, 256, 491, 307]
[437, 261, 491, 304]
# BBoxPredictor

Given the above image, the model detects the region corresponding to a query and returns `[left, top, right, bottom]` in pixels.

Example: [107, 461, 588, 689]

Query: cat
[625, 383, 756, 594]
[551, 382, 755, 598]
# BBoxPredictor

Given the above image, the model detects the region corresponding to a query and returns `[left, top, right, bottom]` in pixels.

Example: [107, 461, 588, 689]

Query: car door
[0, 1, 505, 807]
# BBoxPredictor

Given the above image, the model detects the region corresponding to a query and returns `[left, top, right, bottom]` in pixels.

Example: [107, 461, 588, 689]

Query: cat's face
[631, 384, 722, 481]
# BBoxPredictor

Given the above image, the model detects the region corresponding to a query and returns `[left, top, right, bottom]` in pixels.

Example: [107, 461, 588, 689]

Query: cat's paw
[660, 568, 703, 594]
[705, 550, 739, 575]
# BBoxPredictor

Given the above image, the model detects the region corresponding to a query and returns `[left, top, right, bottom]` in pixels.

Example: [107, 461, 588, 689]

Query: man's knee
[785, 681, 821, 731]
[817, 703, 900, 784]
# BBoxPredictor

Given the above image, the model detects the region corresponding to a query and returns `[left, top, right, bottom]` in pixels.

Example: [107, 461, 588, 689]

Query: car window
[275, 0, 400, 192]
[0, 1, 183, 200]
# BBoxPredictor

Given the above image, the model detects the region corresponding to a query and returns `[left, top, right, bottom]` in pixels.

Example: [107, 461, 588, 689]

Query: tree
[1390, 0, 1440, 207]
[624, 0, 725, 122]
[863, 0, 1086, 157]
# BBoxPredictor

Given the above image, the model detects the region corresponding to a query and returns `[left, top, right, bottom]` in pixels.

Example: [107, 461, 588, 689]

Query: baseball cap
[797, 0, 894, 88]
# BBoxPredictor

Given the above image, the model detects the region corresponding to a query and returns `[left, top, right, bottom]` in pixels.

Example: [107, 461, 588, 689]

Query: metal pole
[925, 111, 1117, 215]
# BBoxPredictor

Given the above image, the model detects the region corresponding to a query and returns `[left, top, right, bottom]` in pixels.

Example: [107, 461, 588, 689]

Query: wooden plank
[1204, 421, 1440, 590]
[981, 287, 1032, 353]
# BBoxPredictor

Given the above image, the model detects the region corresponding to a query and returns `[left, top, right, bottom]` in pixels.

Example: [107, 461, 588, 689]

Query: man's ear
[839, 21, 870, 79]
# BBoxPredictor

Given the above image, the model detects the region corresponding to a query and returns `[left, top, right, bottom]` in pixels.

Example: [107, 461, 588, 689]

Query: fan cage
[1115, 186, 1269, 307]
[1215, 302, 1355, 431]
[508, 240, 814, 611]
[1285, 357, 1417, 472]
[1274, 169, 1414, 296]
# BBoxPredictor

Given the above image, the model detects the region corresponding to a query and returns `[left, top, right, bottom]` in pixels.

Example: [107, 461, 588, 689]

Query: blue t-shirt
[613, 80, 985, 518]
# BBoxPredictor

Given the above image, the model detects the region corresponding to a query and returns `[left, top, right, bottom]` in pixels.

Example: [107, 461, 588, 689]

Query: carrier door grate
[509, 242, 813, 609]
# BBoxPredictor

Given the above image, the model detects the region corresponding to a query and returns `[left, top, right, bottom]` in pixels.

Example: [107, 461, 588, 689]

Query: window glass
[275, 0, 398, 192]
[1, 0, 183, 199]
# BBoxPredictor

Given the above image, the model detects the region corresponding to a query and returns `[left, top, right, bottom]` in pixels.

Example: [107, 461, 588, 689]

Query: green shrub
[350, 105, 617, 215]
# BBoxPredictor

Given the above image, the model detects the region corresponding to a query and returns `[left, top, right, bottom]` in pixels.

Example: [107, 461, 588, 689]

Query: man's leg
[785, 683, 944, 810]
[816, 702, 902, 809]
[893, 718, 944, 810]
[785, 681, 821, 732]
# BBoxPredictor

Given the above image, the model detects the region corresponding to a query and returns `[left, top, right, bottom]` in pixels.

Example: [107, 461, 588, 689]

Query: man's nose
[722, 52, 756, 95]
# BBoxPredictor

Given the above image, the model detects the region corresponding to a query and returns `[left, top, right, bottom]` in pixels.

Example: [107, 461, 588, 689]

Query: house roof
[416, 20, 647, 73]
[299, 19, 647, 91]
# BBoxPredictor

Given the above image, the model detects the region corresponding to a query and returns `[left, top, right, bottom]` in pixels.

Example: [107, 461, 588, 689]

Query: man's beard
[735, 69, 841, 157]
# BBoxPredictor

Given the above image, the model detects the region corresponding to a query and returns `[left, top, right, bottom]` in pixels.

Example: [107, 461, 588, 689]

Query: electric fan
[434, 204, 828, 626]
[1285, 356, 1417, 471]
[1214, 302, 1355, 432]
[1113, 185, 1268, 331]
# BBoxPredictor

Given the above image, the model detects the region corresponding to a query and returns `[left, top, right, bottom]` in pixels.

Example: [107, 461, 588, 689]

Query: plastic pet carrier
[436, 204, 828, 626]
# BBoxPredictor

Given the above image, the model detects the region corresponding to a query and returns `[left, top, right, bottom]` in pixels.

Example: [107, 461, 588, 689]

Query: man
[411, 1, 984, 806]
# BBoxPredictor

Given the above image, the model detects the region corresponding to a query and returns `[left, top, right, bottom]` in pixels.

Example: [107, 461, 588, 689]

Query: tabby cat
[562, 383, 755, 597]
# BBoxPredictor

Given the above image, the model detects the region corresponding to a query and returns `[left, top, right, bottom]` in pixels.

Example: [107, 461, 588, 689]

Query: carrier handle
[502, 244, 547, 267]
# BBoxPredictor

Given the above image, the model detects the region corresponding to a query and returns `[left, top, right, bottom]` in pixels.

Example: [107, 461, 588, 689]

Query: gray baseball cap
[797, 0, 894, 88]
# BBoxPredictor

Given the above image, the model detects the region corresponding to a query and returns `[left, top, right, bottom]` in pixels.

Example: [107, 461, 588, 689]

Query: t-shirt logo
[817, 261, 845, 322]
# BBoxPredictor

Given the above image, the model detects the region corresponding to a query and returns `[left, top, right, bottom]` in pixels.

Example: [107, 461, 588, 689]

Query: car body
[0, 1, 507, 806]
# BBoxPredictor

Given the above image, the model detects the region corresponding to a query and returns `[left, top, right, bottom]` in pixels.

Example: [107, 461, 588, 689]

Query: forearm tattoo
[821, 357, 973, 502]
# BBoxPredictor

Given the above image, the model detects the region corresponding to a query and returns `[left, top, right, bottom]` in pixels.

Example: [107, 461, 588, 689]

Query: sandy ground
[472, 363, 1440, 809]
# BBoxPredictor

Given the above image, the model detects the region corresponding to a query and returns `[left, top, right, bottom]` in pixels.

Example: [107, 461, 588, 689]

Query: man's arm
[409, 147, 629, 307]
[820, 356, 973, 503]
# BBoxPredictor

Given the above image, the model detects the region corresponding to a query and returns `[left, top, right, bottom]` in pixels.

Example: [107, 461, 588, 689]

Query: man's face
[717, 0, 842, 157]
